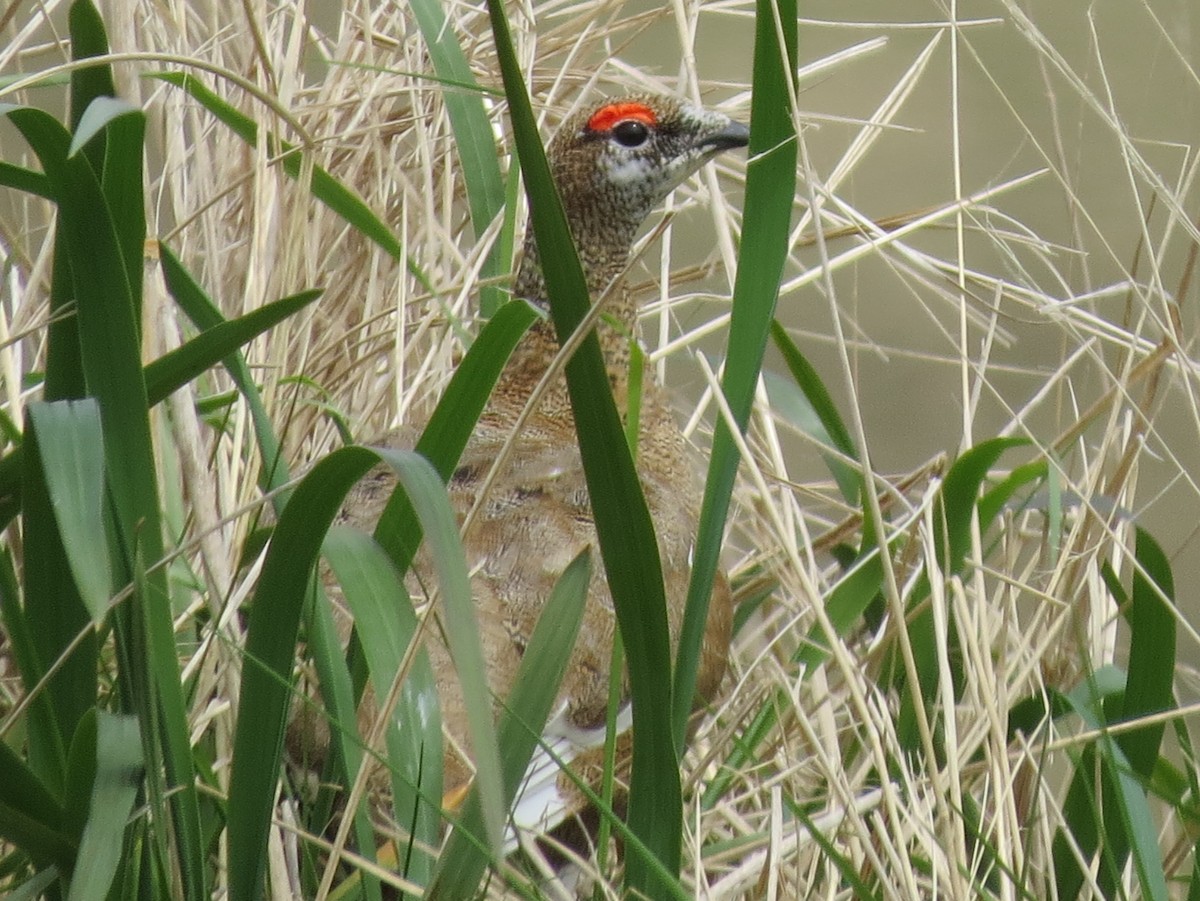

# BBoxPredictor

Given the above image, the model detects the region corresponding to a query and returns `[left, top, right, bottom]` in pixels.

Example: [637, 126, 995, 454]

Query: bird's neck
[511, 207, 641, 315]
[500, 214, 644, 405]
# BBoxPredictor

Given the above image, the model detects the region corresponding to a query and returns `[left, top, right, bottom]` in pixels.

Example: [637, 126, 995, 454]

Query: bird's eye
[611, 119, 650, 148]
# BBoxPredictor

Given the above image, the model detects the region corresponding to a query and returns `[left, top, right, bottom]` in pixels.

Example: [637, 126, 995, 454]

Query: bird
[300, 92, 748, 850]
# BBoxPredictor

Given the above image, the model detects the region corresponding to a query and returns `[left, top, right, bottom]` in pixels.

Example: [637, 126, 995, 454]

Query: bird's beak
[695, 119, 751, 153]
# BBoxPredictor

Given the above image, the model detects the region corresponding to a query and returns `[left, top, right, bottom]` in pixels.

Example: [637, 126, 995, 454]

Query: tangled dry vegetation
[2, 0, 1199, 898]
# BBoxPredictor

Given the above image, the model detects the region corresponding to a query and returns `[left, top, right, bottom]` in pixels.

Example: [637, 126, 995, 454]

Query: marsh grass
[0, 0, 1198, 898]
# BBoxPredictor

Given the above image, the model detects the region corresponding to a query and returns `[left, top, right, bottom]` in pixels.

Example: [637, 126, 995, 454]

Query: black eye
[611, 119, 650, 148]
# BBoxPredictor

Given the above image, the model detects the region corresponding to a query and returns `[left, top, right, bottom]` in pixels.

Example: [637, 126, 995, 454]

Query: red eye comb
[586, 101, 657, 133]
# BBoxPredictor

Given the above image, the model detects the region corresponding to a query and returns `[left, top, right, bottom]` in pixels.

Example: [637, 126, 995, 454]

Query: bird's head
[515, 94, 749, 303]
[548, 95, 750, 234]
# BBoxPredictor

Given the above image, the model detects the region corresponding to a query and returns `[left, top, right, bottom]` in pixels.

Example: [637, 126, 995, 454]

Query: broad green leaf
[8, 93, 205, 897]
[0, 160, 52, 198]
[0, 547, 74, 807]
[20, 400, 96, 781]
[27, 401, 111, 623]
[228, 446, 500, 900]
[67, 96, 138, 158]
[372, 448, 504, 854]
[0, 103, 87, 404]
[324, 526, 442, 892]
[91, 100, 146, 325]
[67, 713, 143, 901]
[5, 867, 61, 901]
[228, 447, 378, 901]
[66, 1, 116, 136]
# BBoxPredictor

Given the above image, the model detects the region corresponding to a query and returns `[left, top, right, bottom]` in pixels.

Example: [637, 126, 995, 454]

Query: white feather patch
[604, 156, 656, 188]
[504, 702, 633, 852]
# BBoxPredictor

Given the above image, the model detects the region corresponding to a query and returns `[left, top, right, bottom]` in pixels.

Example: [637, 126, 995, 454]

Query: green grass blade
[310, 302, 538, 888]
[673, 0, 799, 746]
[1054, 669, 1170, 901]
[228, 447, 379, 901]
[2, 105, 87, 403]
[9, 98, 206, 899]
[61, 158, 205, 894]
[894, 437, 1026, 750]
[323, 526, 442, 892]
[66, 712, 142, 901]
[768, 320, 856, 460]
[0, 160, 52, 198]
[144, 288, 324, 409]
[86, 100, 146, 325]
[157, 243, 311, 499]
[768, 321, 859, 502]
[0, 278, 317, 527]
[798, 549, 887, 671]
[762, 369, 859, 505]
[151, 72, 410, 268]
[372, 448, 505, 854]
[1080, 527, 1177, 901]
[429, 549, 591, 899]
[229, 446, 498, 899]
[373, 299, 538, 566]
[1107, 744, 1169, 901]
[977, 459, 1049, 526]
[20, 401, 96, 782]
[485, 1, 683, 890]
[791, 801, 882, 901]
[295, 578, 383, 901]
[66, 1, 115, 144]
[0, 546, 74, 807]
[0, 739, 73, 869]
[63, 2, 118, 392]
[935, 438, 1028, 574]
[27, 401, 111, 624]
[410, 0, 506, 315]
[1120, 527, 1176, 778]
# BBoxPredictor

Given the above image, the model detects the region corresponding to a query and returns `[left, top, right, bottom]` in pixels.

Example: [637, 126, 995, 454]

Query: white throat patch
[604, 154, 659, 188]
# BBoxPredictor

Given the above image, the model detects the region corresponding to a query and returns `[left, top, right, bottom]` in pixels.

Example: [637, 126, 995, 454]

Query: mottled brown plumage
[321, 93, 746, 838]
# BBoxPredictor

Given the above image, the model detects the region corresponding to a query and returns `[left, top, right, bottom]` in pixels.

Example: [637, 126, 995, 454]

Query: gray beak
[696, 119, 751, 153]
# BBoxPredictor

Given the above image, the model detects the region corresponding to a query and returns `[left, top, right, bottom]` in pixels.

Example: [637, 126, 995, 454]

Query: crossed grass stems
[0, 0, 1197, 899]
